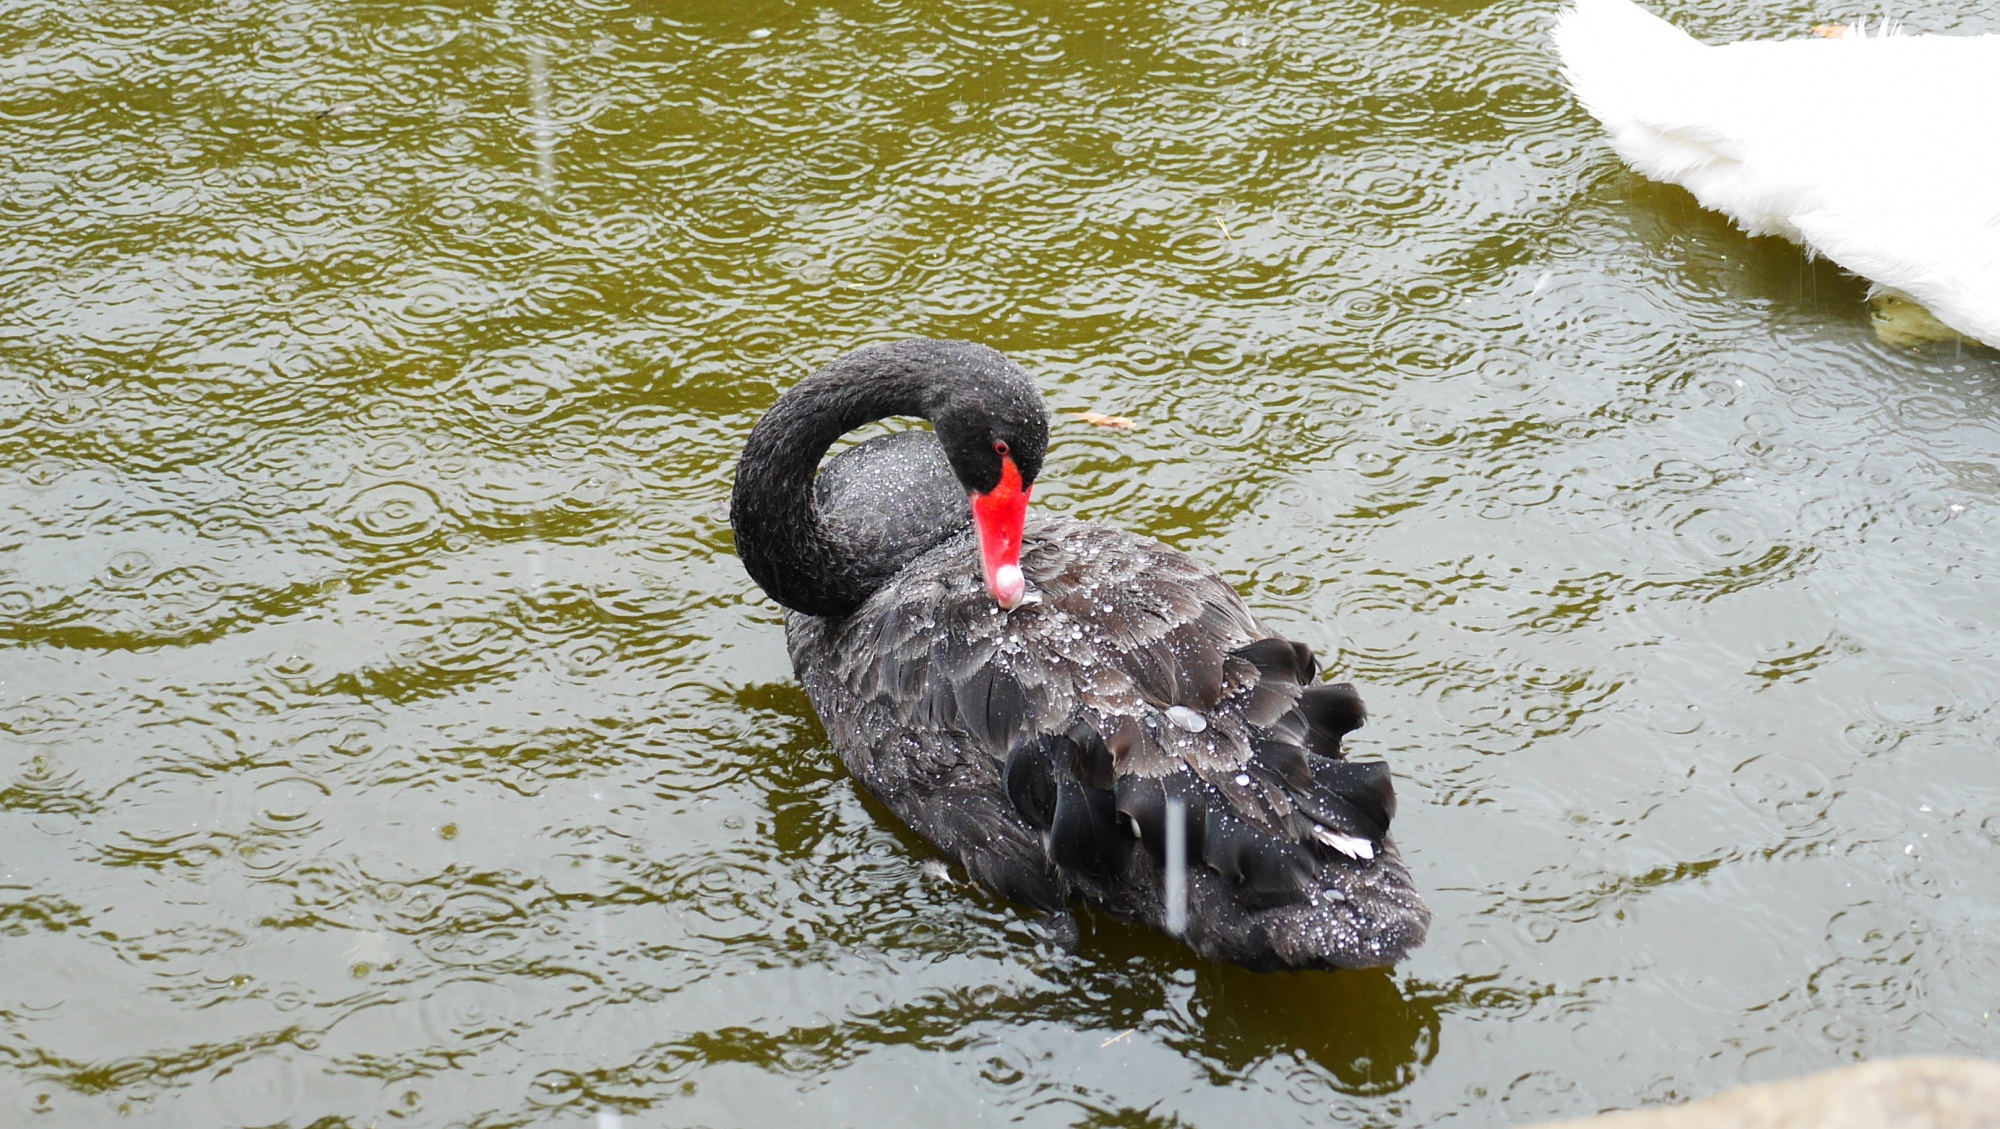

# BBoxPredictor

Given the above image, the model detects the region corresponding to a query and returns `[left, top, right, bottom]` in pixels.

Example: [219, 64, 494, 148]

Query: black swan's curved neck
[732, 347, 939, 618]
[733, 339, 1042, 619]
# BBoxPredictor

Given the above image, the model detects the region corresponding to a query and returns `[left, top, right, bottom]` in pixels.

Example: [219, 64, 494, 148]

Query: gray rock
[1529, 1059, 2000, 1129]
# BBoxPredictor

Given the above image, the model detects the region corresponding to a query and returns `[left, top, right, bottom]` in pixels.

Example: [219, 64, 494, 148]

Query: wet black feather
[1068, 727, 1116, 790]
[1050, 776, 1134, 881]
[1305, 758, 1396, 842]
[1298, 682, 1367, 757]
[1201, 806, 1314, 909]
[1113, 774, 1166, 846]
[1004, 736, 1062, 831]
[1235, 637, 1310, 685]
[1251, 735, 1314, 788]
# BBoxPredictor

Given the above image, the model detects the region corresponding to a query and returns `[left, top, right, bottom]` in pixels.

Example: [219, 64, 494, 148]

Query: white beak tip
[993, 564, 1026, 609]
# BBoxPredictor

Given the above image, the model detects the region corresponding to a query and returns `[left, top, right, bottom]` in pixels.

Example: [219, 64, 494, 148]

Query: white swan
[1552, 0, 2000, 347]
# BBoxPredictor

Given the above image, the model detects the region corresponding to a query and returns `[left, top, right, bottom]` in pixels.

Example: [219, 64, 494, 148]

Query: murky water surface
[5, 0, 2000, 1123]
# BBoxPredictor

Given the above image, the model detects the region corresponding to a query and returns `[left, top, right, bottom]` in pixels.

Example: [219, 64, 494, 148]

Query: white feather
[1552, 0, 2000, 346]
[1312, 826, 1376, 860]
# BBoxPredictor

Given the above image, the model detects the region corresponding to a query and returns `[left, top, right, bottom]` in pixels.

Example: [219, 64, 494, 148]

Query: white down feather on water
[1552, 0, 2000, 346]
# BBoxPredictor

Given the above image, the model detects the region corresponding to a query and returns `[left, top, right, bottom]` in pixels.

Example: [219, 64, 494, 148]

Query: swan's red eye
[992, 440, 1010, 457]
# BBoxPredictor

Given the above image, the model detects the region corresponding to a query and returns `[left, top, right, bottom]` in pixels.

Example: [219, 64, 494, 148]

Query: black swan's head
[922, 344, 1050, 609]
[731, 338, 1055, 619]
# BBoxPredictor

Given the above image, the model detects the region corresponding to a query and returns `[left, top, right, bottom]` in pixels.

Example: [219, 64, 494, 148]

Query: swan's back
[1553, 0, 2000, 345]
[786, 512, 1429, 970]
[814, 429, 971, 593]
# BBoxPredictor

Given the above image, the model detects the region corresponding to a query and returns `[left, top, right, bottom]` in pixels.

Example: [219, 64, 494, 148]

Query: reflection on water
[4, 0, 2000, 1124]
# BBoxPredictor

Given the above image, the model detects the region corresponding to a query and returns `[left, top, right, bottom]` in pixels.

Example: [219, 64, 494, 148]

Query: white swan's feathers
[1553, 0, 2000, 346]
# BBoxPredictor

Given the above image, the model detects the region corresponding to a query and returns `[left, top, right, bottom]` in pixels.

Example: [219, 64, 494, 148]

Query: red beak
[970, 455, 1030, 609]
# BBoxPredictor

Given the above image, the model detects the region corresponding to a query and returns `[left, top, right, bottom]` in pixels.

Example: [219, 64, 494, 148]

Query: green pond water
[4, 0, 1999, 1124]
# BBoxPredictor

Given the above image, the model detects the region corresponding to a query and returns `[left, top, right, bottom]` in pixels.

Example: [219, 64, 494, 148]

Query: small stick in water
[1164, 796, 1187, 936]
[527, 44, 558, 203]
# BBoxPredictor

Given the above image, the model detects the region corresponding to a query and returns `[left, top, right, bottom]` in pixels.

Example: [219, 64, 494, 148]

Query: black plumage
[732, 338, 1429, 970]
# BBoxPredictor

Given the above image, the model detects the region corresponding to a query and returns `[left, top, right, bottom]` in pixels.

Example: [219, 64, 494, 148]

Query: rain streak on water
[3, 0, 2000, 1124]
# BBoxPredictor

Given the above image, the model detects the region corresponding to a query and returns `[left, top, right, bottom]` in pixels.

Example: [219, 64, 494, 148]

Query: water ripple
[337, 481, 448, 546]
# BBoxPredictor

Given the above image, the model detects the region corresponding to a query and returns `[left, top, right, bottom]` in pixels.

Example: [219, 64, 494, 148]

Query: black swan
[730, 338, 1429, 969]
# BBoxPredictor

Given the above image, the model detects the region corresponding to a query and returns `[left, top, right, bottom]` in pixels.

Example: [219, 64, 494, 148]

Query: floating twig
[1063, 410, 1136, 430]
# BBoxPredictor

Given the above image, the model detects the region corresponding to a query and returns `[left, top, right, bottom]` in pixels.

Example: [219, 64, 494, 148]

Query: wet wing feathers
[792, 517, 1425, 966]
